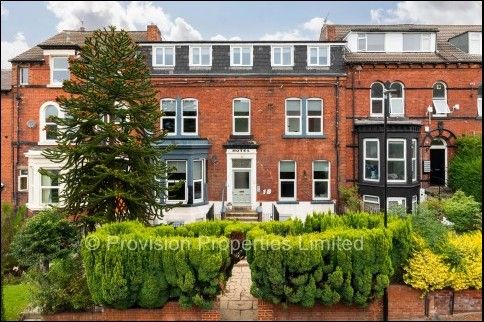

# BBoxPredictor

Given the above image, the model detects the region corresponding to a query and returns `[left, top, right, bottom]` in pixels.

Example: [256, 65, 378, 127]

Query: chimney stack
[322, 25, 336, 41]
[147, 23, 163, 41]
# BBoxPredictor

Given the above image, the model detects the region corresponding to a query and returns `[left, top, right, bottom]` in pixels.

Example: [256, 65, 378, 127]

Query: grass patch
[3, 283, 31, 321]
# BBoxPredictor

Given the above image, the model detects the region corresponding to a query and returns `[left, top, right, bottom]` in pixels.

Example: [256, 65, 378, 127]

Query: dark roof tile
[1, 69, 12, 91]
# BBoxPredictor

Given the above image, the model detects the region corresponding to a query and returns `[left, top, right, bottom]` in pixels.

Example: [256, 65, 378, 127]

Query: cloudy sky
[1, 1, 482, 69]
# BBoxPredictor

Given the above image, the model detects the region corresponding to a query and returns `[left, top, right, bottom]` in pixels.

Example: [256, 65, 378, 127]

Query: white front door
[233, 170, 251, 205]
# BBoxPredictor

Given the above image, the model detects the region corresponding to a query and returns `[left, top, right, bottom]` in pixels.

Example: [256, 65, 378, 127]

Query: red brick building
[1, 24, 481, 220]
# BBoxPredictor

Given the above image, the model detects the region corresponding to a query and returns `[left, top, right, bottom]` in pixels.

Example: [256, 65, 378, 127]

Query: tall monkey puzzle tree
[43, 26, 175, 230]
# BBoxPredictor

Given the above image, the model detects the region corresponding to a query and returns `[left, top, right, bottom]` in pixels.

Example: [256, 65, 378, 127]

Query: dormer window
[271, 45, 293, 66]
[231, 46, 252, 66]
[403, 33, 431, 52]
[189, 46, 211, 67]
[50, 56, 69, 86]
[153, 46, 175, 67]
[307, 45, 330, 66]
[469, 32, 482, 55]
[357, 33, 385, 52]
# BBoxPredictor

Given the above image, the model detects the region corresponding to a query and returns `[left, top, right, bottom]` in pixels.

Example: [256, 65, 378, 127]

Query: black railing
[272, 204, 280, 221]
[206, 203, 214, 221]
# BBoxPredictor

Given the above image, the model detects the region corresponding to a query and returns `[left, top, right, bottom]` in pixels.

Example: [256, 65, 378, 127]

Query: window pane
[192, 48, 200, 64]
[53, 57, 68, 69]
[364, 201, 380, 213]
[281, 181, 295, 198]
[233, 48, 241, 64]
[391, 99, 404, 114]
[44, 105, 58, 121]
[367, 33, 385, 51]
[310, 47, 318, 64]
[242, 47, 251, 65]
[365, 141, 378, 158]
[234, 99, 250, 115]
[234, 172, 250, 189]
[478, 85, 482, 98]
[53, 70, 70, 83]
[388, 161, 405, 180]
[20, 68, 28, 84]
[307, 100, 322, 115]
[365, 160, 379, 180]
[20, 177, 28, 190]
[357, 36, 366, 51]
[371, 83, 384, 97]
[41, 170, 59, 186]
[388, 141, 404, 158]
[318, 46, 328, 65]
[165, 48, 174, 65]
[433, 100, 450, 114]
[201, 47, 210, 65]
[232, 159, 251, 168]
[274, 48, 281, 64]
[372, 100, 383, 114]
[282, 47, 291, 65]
[308, 118, 321, 132]
[183, 119, 196, 133]
[162, 119, 175, 133]
[314, 181, 328, 198]
[168, 182, 185, 200]
[162, 100, 176, 115]
[403, 34, 421, 51]
[314, 161, 328, 179]
[167, 161, 186, 179]
[182, 100, 197, 115]
[286, 100, 301, 115]
[45, 125, 58, 140]
[422, 34, 431, 51]
[234, 118, 249, 133]
[155, 48, 164, 64]
[287, 118, 300, 132]
[193, 161, 202, 180]
[42, 188, 59, 203]
[390, 83, 403, 98]
[433, 83, 446, 98]
[194, 181, 202, 200]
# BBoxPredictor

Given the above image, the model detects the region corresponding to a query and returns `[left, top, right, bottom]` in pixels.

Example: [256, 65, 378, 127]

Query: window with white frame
[307, 45, 330, 66]
[412, 195, 418, 214]
[364, 139, 380, 181]
[19, 67, 29, 85]
[313, 161, 330, 199]
[279, 161, 296, 200]
[357, 33, 385, 52]
[40, 169, 60, 204]
[233, 98, 250, 135]
[193, 159, 204, 203]
[389, 82, 404, 116]
[387, 139, 406, 182]
[190, 46, 211, 66]
[231, 46, 252, 66]
[272, 45, 293, 66]
[387, 197, 406, 211]
[363, 195, 380, 213]
[18, 169, 28, 191]
[161, 99, 177, 134]
[478, 84, 482, 117]
[40, 102, 60, 143]
[411, 139, 418, 182]
[370, 82, 384, 116]
[51, 56, 69, 85]
[307, 99, 323, 134]
[403, 33, 431, 52]
[181, 99, 198, 134]
[432, 82, 450, 116]
[469, 32, 482, 55]
[285, 99, 302, 134]
[166, 160, 187, 203]
[153, 46, 175, 67]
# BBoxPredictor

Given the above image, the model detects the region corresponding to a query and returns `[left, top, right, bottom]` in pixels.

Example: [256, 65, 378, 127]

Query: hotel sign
[229, 149, 255, 153]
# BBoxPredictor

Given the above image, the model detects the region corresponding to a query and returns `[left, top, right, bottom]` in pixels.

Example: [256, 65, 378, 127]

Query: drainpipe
[351, 67, 357, 184]
[335, 77, 340, 213]
[12, 66, 20, 209]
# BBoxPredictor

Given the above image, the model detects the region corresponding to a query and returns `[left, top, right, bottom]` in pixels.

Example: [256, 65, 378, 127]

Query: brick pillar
[147, 24, 162, 41]
[257, 300, 274, 321]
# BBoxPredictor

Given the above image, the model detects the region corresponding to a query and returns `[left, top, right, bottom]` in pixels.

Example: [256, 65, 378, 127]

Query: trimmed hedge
[81, 221, 231, 309]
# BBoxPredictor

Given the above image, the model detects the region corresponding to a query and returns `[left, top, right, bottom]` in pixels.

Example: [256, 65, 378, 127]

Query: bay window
[193, 160, 204, 203]
[313, 161, 330, 199]
[387, 197, 406, 211]
[363, 195, 380, 213]
[166, 160, 187, 203]
[279, 161, 296, 200]
[363, 139, 379, 181]
[387, 139, 406, 182]
[41, 169, 60, 204]
[411, 139, 418, 182]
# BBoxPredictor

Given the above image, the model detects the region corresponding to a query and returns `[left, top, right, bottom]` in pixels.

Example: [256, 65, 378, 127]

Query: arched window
[389, 82, 404, 116]
[432, 81, 450, 116]
[39, 102, 61, 144]
[478, 84, 482, 117]
[370, 82, 384, 116]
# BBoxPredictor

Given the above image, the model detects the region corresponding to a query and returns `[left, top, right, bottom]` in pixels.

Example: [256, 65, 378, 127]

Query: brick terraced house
[1, 23, 481, 221]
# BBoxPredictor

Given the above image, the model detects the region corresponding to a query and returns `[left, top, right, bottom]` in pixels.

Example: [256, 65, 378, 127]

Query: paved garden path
[218, 260, 258, 321]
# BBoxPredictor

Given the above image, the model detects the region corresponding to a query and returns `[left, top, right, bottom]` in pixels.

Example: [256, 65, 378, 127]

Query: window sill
[476, 116, 482, 120]
[307, 65, 330, 69]
[282, 134, 326, 139]
[153, 66, 175, 69]
[46, 84, 63, 88]
[272, 66, 294, 69]
[38, 141, 57, 146]
[311, 199, 334, 204]
[229, 66, 253, 69]
[189, 66, 212, 70]
[277, 200, 299, 204]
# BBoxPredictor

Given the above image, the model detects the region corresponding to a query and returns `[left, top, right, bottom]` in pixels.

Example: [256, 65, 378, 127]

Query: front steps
[224, 207, 261, 222]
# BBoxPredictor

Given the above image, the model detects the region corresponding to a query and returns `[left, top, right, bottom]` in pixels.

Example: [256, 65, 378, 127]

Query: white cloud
[1, 33, 29, 69]
[1, 3, 8, 16]
[45, 1, 202, 40]
[370, 1, 482, 24]
[260, 16, 332, 41]
[210, 34, 242, 41]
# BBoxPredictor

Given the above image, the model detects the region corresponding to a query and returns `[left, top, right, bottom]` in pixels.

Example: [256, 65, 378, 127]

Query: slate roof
[10, 30, 148, 63]
[1, 69, 12, 91]
[320, 24, 482, 64]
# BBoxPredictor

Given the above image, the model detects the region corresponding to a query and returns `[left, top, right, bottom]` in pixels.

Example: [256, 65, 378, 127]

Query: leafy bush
[339, 185, 361, 212]
[1, 203, 28, 273]
[442, 191, 481, 233]
[81, 221, 231, 309]
[449, 135, 482, 203]
[10, 209, 79, 271]
[410, 205, 450, 252]
[404, 231, 482, 293]
[27, 256, 93, 313]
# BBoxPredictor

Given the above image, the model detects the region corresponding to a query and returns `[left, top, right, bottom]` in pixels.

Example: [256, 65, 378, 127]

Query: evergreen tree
[43, 26, 174, 229]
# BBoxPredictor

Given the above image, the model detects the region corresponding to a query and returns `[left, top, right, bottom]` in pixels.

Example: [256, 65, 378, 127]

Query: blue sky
[1, 1, 482, 68]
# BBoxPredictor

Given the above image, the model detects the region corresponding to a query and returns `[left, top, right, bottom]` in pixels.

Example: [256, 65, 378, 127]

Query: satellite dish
[27, 120, 37, 128]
